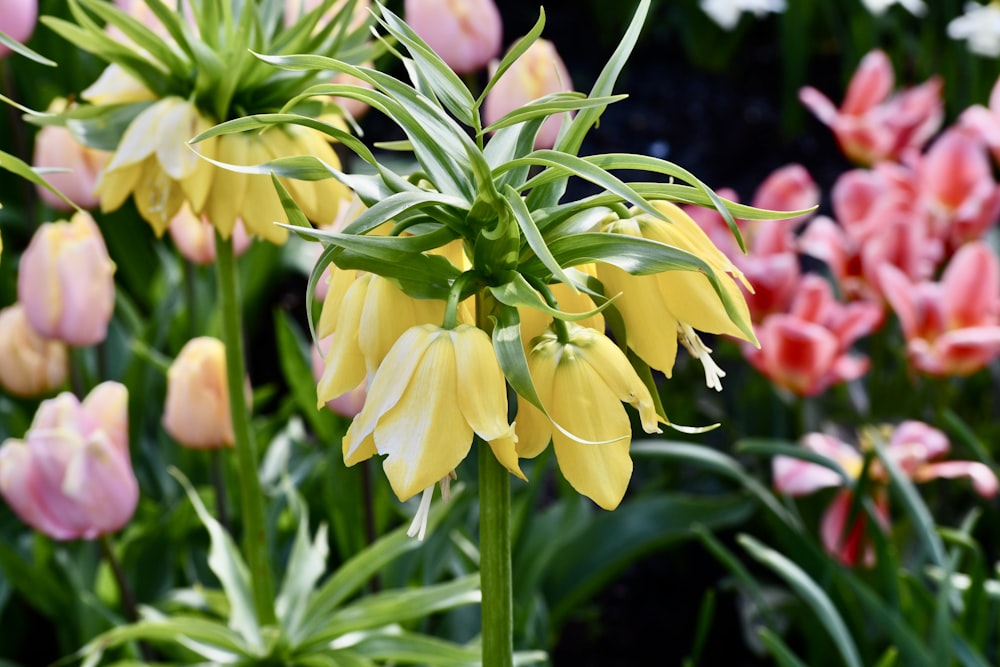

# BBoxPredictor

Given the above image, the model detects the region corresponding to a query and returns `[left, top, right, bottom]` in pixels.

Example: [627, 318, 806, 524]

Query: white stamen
[406, 486, 435, 541]
[679, 324, 726, 392]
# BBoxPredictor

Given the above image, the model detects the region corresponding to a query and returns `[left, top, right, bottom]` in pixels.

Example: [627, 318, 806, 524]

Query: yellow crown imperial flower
[515, 324, 662, 510]
[343, 323, 525, 505]
[596, 200, 757, 386]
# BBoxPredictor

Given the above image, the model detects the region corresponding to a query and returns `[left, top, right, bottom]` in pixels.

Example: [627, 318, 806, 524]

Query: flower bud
[33, 100, 108, 211]
[168, 204, 253, 265]
[405, 0, 502, 74]
[0, 382, 138, 540]
[484, 39, 572, 149]
[17, 212, 116, 346]
[0, 304, 68, 397]
[163, 337, 244, 449]
[0, 0, 38, 58]
[311, 335, 366, 418]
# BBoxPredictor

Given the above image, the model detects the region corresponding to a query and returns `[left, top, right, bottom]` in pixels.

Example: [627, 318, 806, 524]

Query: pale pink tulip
[311, 335, 366, 418]
[743, 275, 882, 396]
[162, 337, 244, 449]
[17, 212, 116, 346]
[405, 0, 502, 74]
[33, 104, 109, 210]
[774, 421, 996, 566]
[168, 204, 253, 265]
[0, 382, 138, 540]
[484, 39, 572, 149]
[959, 73, 1000, 166]
[0, 0, 38, 58]
[880, 241, 1000, 376]
[0, 304, 68, 397]
[799, 49, 943, 165]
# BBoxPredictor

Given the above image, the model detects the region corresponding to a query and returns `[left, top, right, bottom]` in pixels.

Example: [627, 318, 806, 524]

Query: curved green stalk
[215, 232, 277, 626]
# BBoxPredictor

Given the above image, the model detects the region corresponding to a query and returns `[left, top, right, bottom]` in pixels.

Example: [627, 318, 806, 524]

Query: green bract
[192, 0, 807, 418]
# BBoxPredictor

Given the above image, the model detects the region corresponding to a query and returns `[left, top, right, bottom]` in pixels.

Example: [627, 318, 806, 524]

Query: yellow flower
[596, 200, 756, 383]
[515, 325, 661, 510]
[518, 264, 605, 349]
[343, 323, 525, 502]
[96, 97, 350, 243]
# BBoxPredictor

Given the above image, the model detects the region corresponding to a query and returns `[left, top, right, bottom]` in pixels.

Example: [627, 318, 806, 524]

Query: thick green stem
[478, 442, 513, 667]
[215, 232, 277, 626]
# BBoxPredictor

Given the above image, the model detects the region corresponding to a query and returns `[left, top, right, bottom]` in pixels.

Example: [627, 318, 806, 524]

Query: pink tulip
[484, 39, 572, 150]
[0, 382, 138, 540]
[880, 241, 1000, 376]
[162, 337, 249, 449]
[743, 275, 882, 396]
[0, 0, 38, 58]
[168, 205, 253, 265]
[774, 421, 997, 565]
[33, 103, 109, 210]
[311, 335, 366, 418]
[17, 212, 116, 346]
[751, 163, 820, 231]
[799, 49, 943, 165]
[959, 72, 1000, 166]
[405, 0, 502, 74]
[0, 304, 68, 397]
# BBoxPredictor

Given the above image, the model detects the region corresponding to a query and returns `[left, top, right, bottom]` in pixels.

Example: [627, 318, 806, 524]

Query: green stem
[214, 232, 277, 626]
[478, 441, 513, 667]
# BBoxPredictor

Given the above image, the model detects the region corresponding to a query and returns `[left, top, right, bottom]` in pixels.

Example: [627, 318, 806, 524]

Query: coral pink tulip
[799, 49, 942, 165]
[163, 337, 245, 449]
[774, 421, 996, 565]
[17, 212, 116, 346]
[168, 205, 252, 265]
[405, 0, 502, 74]
[0, 304, 68, 398]
[311, 335, 366, 418]
[33, 105, 108, 211]
[743, 275, 882, 396]
[880, 241, 1000, 376]
[0, 0, 38, 58]
[0, 382, 138, 540]
[484, 39, 572, 150]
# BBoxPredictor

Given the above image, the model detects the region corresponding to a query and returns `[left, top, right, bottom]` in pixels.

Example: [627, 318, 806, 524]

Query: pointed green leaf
[0, 150, 82, 212]
[477, 9, 546, 106]
[481, 93, 627, 135]
[0, 32, 56, 65]
[489, 271, 615, 322]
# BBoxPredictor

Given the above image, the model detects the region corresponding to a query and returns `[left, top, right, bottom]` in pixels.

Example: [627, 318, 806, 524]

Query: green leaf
[631, 440, 800, 528]
[0, 149, 82, 212]
[170, 468, 263, 653]
[73, 615, 250, 666]
[276, 482, 331, 642]
[480, 93, 627, 135]
[756, 628, 811, 667]
[273, 310, 341, 441]
[739, 534, 864, 667]
[488, 271, 614, 322]
[0, 32, 56, 65]
[503, 184, 574, 289]
[76, 0, 191, 78]
[477, 8, 545, 106]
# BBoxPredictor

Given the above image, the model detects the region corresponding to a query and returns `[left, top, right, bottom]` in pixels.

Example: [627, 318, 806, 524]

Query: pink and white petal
[916, 461, 999, 498]
[772, 455, 842, 496]
[888, 420, 950, 467]
[799, 87, 839, 127]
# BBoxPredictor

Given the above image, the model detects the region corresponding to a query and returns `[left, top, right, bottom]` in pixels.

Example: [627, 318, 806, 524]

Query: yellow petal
[572, 326, 661, 434]
[550, 351, 632, 510]
[655, 269, 751, 341]
[95, 163, 143, 213]
[358, 276, 445, 378]
[316, 274, 370, 405]
[240, 137, 289, 244]
[204, 133, 249, 238]
[344, 324, 436, 462]
[104, 98, 174, 173]
[261, 127, 320, 220]
[487, 433, 527, 481]
[375, 330, 472, 501]
[317, 266, 358, 338]
[597, 264, 680, 376]
[180, 115, 217, 212]
[133, 157, 185, 236]
[514, 336, 560, 458]
[287, 126, 351, 226]
[155, 100, 206, 180]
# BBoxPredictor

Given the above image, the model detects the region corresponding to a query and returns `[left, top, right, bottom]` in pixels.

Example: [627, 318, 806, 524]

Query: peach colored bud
[33, 110, 109, 210]
[0, 304, 68, 397]
[0, 382, 138, 540]
[168, 204, 253, 265]
[405, 0, 502, 74]
[484, 39, 572, 149]
[163, 337, 243, 449]
[17, 212, 116, 346]
[0, 0, 38, 58]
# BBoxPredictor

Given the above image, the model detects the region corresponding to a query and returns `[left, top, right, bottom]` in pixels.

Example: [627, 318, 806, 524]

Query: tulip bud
[168, 204, 253, 265]
[17, 212, 116, 346]
[0, 382, 138, 540]
[405, 0, 502, 74]
[0, 304, 69, 397]
[484, 39, 572, 149]
[33, 100, 109, 211]
[163, 337, 244, 449]
[0, 0, 38, 58]
[311, 335, 366, 418]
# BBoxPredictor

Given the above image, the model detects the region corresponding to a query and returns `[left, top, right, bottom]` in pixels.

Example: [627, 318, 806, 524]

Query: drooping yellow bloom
[95, 95, 350, 243]
[315, 272, 447, 405]
[518, 264, 605, 348]
[515, 325, 661, 510]
[596, 200, 757, 380]
[343, 323, 525, 501]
